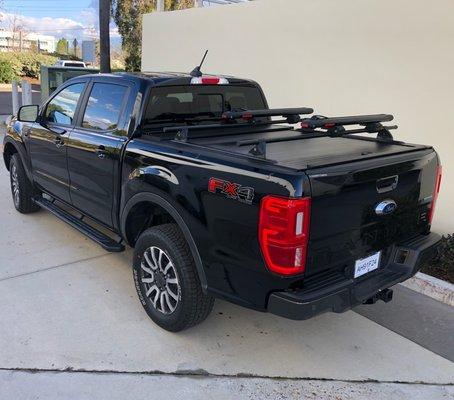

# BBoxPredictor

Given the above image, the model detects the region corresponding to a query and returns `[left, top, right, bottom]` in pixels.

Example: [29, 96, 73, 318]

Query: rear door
[66, 79, 130, 227]
[29, 81, 86, 203]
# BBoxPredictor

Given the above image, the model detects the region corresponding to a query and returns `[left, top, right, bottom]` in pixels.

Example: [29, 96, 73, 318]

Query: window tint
[143, 85, 266, 124]
[82, 83, 128, 131]
[45, 83, 85, 125]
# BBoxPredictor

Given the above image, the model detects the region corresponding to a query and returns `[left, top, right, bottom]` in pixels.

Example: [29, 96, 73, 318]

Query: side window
[82, 83, 128, 131]
[44, 83, 85, 126]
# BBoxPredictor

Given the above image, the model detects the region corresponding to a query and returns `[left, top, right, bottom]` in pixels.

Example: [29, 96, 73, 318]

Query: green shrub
[0, 59, 16, 83]
[0, 52, 58, 79]
[421, 234, 454, 283]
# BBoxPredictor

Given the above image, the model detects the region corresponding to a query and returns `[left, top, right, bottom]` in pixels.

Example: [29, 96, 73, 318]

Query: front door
[66, 81, 129, 227]
[29, 82, 86, 203]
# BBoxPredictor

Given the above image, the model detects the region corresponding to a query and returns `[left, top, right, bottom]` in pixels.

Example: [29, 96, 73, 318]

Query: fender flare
[120, 192, 208, 291]
[3, 138, 33, 182]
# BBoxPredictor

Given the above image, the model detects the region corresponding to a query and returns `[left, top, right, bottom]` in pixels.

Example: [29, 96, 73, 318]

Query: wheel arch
[3, 139, 33, 181]
[3, 141, 18, 171]
[121, 192, 207, 291]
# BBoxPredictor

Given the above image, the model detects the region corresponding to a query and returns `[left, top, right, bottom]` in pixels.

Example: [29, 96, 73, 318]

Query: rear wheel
[9, 154, 40, 214]
[133, 224, 214, 332]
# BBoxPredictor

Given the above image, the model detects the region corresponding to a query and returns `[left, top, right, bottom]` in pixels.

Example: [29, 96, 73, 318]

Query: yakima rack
[160, 107, 314, 141]
[300, 114, 397, 140]
[235, 113, 400, 159]
[222, 107, 314, 124]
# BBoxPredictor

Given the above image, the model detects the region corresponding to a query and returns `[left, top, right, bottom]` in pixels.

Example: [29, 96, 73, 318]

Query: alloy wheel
[11, 163, 20, 207]
[140, 246, 181, 315]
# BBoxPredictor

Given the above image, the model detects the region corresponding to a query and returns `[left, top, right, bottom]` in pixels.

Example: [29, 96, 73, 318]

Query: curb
[400, 272, 454, 306]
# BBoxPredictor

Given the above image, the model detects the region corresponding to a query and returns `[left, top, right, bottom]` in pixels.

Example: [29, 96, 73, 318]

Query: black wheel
[9, 154, 40, 214]
[133, 223, 214, 332]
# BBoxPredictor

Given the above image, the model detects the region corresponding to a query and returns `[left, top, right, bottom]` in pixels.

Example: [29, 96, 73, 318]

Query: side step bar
[34, 197, 125, 252]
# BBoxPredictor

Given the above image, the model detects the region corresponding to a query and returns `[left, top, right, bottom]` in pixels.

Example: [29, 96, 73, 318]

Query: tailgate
[305, 149, 439, 278]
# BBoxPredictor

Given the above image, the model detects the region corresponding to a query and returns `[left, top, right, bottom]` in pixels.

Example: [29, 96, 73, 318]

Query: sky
[0, 0, 121, 46]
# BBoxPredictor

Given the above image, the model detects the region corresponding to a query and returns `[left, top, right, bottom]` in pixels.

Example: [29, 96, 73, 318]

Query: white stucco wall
[142, 0, 454, 234]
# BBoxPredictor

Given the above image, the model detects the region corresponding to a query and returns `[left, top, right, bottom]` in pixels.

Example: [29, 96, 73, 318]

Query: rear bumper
[267, 232, 441, 320]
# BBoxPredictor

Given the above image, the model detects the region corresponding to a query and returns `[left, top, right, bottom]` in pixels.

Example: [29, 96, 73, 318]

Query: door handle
[54, 136, 65, 148]
[96, 145, 107, 159]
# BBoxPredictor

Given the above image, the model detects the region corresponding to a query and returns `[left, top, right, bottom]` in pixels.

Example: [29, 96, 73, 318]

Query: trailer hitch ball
[363, 288, 394, 305]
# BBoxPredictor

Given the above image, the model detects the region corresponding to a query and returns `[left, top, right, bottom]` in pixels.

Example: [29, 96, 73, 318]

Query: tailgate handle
[376, 175, 398, 193]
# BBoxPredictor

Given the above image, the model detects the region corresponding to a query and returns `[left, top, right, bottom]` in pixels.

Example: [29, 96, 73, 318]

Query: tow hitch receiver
[363, 288, 394, 305]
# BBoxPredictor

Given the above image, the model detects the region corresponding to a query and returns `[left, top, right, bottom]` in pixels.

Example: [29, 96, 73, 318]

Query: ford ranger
[3, 71, 442, 331]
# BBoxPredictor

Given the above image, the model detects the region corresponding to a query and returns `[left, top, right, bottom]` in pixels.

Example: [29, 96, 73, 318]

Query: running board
[34, 197, 125, 252]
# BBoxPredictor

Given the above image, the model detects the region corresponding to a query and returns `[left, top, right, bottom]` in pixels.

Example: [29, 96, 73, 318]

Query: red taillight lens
[201, 77, 220, 84]
[258, 196, 311, 276]
[428, 165, 442, 224]
[190, 76, 229, 85]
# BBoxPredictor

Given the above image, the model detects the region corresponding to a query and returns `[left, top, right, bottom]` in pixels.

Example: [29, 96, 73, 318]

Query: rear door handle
[54, 136, 65, 148]
[96, 145, 107, 159]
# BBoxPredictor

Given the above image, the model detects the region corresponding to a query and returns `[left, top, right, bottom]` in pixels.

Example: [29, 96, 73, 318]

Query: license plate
[354, 251, 381, 278]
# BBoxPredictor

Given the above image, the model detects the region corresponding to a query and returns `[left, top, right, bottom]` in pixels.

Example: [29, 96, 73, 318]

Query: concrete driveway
[0, 151, 453, 399]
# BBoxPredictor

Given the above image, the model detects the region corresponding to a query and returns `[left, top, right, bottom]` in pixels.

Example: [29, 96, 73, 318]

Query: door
[66, 81, 129, 227]
[29, 82, 86, 203]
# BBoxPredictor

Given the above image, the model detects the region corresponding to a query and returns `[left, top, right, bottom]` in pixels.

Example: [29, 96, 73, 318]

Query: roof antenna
[190, 50, 208, 77]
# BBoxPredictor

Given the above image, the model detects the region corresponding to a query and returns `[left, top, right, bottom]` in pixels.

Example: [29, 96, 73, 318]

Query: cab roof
[77, 71, 258, 87]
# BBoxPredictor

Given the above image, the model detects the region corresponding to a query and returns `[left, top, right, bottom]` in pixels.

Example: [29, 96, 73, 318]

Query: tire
[133, 223, 214, 332]
[9, 154, 40, 214]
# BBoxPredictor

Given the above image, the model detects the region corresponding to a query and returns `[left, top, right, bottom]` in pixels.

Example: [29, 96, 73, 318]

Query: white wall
[142, 0, 454, 234]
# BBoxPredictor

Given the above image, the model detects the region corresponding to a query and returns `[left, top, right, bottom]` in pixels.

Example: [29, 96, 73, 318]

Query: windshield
[142, 84, 267, 125]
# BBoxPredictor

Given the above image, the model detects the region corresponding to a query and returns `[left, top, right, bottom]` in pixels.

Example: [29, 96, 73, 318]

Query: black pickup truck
[3, 72, 442, 332]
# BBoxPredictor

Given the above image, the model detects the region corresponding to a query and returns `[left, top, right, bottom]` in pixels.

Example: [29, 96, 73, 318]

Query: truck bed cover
[190, 126, 432, 170]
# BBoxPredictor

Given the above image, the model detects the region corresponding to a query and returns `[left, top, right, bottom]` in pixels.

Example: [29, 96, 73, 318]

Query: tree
[56, 38, 69, 55]
[111, 0, 195, 71]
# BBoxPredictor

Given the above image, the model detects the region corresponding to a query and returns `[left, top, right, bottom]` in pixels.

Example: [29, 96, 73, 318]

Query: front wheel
[133, 224, 214, 332]
[9, 154, 40, 214]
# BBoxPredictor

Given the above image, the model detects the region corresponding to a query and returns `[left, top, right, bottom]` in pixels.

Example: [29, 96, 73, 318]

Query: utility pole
[99, 0, 111, 73]
[73, 38, 78, 57]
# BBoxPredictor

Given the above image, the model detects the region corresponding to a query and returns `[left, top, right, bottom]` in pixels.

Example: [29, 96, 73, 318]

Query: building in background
[0, 30, 56, 53]
[82, 40, 96, 65]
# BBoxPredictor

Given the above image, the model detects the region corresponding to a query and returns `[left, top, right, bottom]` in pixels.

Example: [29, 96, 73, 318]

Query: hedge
[0, 60, 17, 83]
[422, 234, 454, 283]
[0, 52, 58, 81]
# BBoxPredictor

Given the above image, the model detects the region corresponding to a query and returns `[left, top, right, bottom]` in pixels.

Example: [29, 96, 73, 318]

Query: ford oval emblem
[375, 199, 397, 216]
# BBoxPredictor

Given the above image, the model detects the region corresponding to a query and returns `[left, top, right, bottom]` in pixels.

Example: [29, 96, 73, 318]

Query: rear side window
[44, 83, 85, 126]
[82, 83, 128, 131]
[142, 85, 266, 125]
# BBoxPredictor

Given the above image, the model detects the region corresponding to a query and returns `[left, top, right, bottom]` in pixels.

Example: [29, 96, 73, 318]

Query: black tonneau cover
[191, 127, 431, 170]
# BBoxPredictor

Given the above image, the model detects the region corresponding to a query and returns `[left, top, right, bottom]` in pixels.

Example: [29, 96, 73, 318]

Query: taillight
[258, 196, 311, 276]
[190, 76, 229, 85]
[428, 165, 442, 224]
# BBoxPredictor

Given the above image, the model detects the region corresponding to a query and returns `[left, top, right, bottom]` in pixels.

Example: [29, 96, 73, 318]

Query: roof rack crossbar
[222, 107, 314, 122]
[300, 114, 393, 130]
[160, 107, 314, 140]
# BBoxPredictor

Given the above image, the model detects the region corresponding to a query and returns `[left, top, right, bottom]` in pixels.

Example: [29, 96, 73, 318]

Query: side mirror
[18, 105, 39, 123]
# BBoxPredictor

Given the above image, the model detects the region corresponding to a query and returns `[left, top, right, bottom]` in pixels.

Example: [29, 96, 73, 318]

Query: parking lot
[0, 139, 453, 399]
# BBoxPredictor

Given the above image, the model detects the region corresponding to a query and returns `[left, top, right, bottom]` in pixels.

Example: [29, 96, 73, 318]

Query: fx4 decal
[208, 178, 255, 204]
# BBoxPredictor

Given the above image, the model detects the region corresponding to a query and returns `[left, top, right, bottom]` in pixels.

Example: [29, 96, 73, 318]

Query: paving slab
[1, 136, 453, 390]
[356, 285, 454, 362]
[1, 370, 453, 400]
[0, 251, 453, 384]
[0, 166, 106, 280]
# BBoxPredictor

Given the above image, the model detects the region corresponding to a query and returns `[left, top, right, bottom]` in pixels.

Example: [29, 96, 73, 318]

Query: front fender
[3, 133, 33, 182]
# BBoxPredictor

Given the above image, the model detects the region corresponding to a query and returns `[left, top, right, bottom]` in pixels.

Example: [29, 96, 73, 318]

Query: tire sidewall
[9, 156, 20, 210]
[133, 228, 192, 330]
